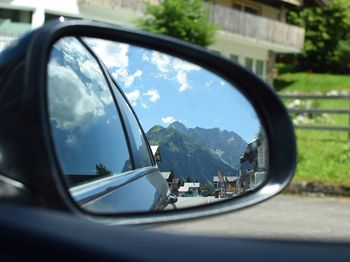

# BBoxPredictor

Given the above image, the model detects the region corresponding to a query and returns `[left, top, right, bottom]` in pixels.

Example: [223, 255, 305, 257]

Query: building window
[0, 8, 32, 23]
[230, 54, 239, 62]
[244, 57, 254, 71]
[232, 2, 259, 15]
[255, 59, 264, 78]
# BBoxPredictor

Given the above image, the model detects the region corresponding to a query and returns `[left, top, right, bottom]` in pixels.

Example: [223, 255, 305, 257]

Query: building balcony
[76, 0, 306, 51]
[78, 0, 146, 15]
[207, 4, 305, 51]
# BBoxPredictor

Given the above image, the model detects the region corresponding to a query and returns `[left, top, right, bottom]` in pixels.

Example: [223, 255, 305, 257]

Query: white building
[178, 182, 200, 197]
[0, 0, 310, 84]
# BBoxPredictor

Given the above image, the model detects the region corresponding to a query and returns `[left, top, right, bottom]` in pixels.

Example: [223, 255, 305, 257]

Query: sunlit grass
[275, 72, 350, 93]
[276, 72, 350, 185]
[294, 130, 350, 186]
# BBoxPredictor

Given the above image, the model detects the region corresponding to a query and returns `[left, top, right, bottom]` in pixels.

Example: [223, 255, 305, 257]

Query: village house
[212, 169, 239, 197]
[0, 0, 324, 85]
[150, 145, 161, 164]
[178, 182, 200, 197]
[161, 171, 180, 194]
[213, 175, 239, 196]
[239, 127, 268, 192]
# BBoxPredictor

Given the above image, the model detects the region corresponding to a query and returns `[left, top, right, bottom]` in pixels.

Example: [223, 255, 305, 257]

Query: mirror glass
[47, 36, 269, 214]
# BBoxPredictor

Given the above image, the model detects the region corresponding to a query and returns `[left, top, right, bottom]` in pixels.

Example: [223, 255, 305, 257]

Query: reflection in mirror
[47, 36, 269, 214]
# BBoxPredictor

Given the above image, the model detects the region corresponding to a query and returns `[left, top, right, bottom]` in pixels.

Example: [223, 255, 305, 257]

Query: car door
[47, 36, 169, 214]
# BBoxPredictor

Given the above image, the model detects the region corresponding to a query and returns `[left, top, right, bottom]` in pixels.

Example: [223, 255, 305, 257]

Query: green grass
[294, 130, 350, 186]
[275, 70, 350, 186]
[275, 72, 350, 93]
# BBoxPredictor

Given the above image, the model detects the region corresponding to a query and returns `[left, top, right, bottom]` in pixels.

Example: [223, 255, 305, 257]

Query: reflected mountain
[169, 121, 247, 169]
[146, 122, 247, 184]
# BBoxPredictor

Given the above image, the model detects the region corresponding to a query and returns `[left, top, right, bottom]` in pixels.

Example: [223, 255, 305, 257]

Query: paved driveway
[151, 194, 350, 242]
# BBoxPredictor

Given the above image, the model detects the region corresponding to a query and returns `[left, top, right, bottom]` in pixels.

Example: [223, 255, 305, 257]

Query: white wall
[211, 31, 269, 79]
[0, 0, 81, 28]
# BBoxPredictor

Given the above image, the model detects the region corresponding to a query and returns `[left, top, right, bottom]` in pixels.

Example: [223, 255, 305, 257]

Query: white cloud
[176, 71, 189, 92]
[143, 88, 160, 103]
[124, 69, 143, 87]
[143, 50, 201, 92]
[66, 134, 77, 145]
[86, 38, 129, 69]
[141, 102, 149, 109]
[86, 38, 143, 88]
[172, 58, 200, 72]
[112, 67, 143, 88]
[172, 58, 200, 92]
[220, 80, 226, 86]
[151, 51, 171, 73]
[142, 52, 150, 62]
[161, 116, 176, 124]
[205, 80, 213, 88]
[48, 37, 117, 130]
[125, 90, 140, 106]
[48, 62, 105, 130]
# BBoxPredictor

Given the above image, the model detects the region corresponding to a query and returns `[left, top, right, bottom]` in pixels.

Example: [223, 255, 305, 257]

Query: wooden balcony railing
[78, 0, 146, 14]
[78, 0, 305, 50]
[208, 4, 305, 49]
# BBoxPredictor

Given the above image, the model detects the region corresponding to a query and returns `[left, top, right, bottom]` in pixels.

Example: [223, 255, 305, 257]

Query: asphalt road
[165, 196, 224, 210]
[150, 194, 350, 242]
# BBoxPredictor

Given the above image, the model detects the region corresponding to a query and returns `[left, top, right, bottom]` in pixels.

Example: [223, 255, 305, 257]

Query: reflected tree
[96, 163, 112, 177]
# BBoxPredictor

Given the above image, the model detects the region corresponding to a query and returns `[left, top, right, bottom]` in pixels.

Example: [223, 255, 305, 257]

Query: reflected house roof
[150, 145, 161, 162]
[151, 145, 158, 155]
[161, 172, 172, 180]
[240, 139, 260, 163]
[213, 176, 238, 182]
[178, 186, 189, 192]
[184, 182, 200, 188]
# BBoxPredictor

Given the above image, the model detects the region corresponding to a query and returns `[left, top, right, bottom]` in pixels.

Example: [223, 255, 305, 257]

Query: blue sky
[88, 39, 261, 142]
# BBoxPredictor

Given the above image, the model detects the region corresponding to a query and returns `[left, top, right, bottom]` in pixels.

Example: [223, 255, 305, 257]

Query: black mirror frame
[20, 19, 296, 225]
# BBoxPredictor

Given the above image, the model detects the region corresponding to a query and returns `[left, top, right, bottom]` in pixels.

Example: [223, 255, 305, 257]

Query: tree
[287, 0, 350, 72]
[200, 182, 211, 193]
[186, 176, 193, 183]
[138, 0, 216, 47]
[96, 163, 112, 177]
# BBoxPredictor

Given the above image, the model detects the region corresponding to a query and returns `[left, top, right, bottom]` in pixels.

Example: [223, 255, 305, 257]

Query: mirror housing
[0, 20, 296, 224]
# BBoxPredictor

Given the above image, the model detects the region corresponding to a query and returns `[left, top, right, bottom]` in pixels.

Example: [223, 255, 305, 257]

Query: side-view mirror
[0, 20, 296, 225]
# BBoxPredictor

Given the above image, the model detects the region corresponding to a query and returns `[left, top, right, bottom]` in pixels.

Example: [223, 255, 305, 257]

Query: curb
[283, 181, 350, 197]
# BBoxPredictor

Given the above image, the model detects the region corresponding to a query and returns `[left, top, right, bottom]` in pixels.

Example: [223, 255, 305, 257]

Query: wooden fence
[279, 94, 350, 138]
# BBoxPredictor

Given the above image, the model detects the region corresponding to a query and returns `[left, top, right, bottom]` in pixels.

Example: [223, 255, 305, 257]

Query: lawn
[274, 70, 350, 186]
[275, 71, 350, 94]
[294, 130, 350, 186]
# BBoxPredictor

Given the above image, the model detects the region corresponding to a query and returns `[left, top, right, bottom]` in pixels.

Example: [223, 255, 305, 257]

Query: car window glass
[47, 37, 132, 187]
[113, 86, 153, 168]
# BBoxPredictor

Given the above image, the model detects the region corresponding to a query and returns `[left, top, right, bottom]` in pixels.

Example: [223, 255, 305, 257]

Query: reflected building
[178, 182, 200, 197]
[161, 171, 180, 195]
[213, 173, 239, 197]
[239, 128, 268, 193]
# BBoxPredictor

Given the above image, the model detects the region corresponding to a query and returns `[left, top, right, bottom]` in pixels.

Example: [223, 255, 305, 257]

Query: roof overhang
[253, 0, 302, 8]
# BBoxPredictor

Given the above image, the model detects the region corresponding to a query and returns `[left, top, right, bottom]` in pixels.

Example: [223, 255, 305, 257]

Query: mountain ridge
[146, 122, 247, 184]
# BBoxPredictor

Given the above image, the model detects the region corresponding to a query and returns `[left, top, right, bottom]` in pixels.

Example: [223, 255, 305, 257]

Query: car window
[47, 37, 132, 187]
[113, 84, 153, 168]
